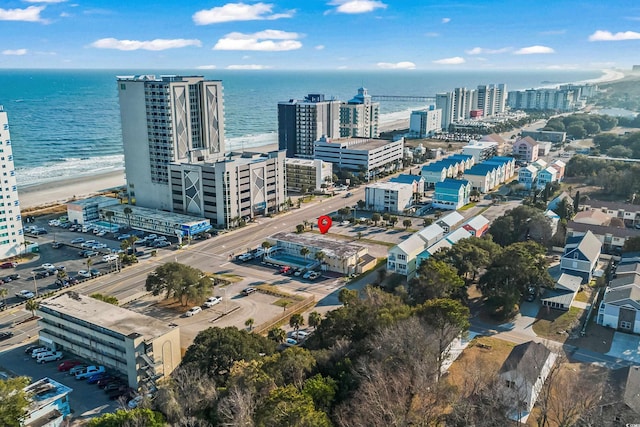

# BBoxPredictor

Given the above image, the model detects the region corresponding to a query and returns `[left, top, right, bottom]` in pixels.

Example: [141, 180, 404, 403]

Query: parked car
[103, 382, 127, 392]
[25, 344, 40, 354]
[0, 262, 17, 269]
[6, 273, 20, 280]
[102, 254, 118, 262]
[51, 242, 63, 249]
[285, 338, 298, 346]
[185, 306, 202, 317]
[279, 266, 291, 274]
[41, 263, 56, 271]
[37, 351, 64, 363]
[81, 240, 97, 248]
[0, 331, 13, 341]
[31, 347, 50, 358]
[293, 269, 303, 277]
[291, 330, 309, 340]
[81, 250, 98, 258]
[242, 287, 257, 296]
[34, 270, 51, 279]
[58, 360, 83, 372]
[69, 365, 88, 376]
[87, 373, 109, 384]
[108, 387, 133, 400]
[75, 365, 105, 380]
[89, 269, 101, 277]
[77, 270, 91, 278]
[153, 240, 171, 248]
[70, 237, 85, 244]
[302, 271, 313, 280]
[117, 234, 131, 241]
[204, 296, 222, 308]
[308, 272, 320, 280]
[16, 290, 35, 299]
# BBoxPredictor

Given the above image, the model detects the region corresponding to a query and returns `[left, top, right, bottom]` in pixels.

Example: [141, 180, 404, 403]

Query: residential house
[549, 159, 566, 181]
[566, 222, 639, 253]
[463, 164, 497, 193]
[462, 215, 490, 237]
[448, 153, 475, 170]
[433, 179, 471, 210]
[436, 211, 465, 233]
[387, 224, 444, 279]
[445, 227, 473, 244]
[536, 166, 558, 190]
[421, 163, 448, 188]
[462, 139, 498, 162]
[598, 285, 640, 333]
[499, 342, 557, 422]
[609, 273, 640, 290]
[614, 262, 640, 279]
[560, 230, 602, 283]
[599, 366, 640, 425]
[530, 159, 548, 171]
[512, 136, 539, 162]
[415, 239, 453, 270]
[518, 164, 538, 190]
[486, 156, 516, 180]
[573, 210, 612, 226]
[480, 133, 507, 155]
[579, 200, 640, 228]
[541, 273, 582, 311]
[22, 377, 73, 427]
[389, 174, 425, 195]
[547, 191, 574, 212]
[544, 210, 560, 236]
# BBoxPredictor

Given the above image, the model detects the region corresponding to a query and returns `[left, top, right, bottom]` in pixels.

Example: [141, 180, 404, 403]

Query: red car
[279, 266, 291, 274]
[58, 360, 83, 372]
[0, 262, 17, 269]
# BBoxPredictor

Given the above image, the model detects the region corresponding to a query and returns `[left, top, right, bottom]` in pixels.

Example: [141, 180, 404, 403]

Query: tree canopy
[145, 262, 212, 306]
[488, 205, 552, 247]
[0, 377, 31, 427]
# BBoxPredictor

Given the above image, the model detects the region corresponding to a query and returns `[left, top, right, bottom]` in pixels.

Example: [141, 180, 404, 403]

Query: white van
[31, 347, 50, 358]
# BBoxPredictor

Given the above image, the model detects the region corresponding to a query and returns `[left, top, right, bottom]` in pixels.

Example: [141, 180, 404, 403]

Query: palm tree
[314, 250, 325, 264]
[403, 219, 412, 230]
[26, 299, 39, 318]
[0, 287, 7, 305]
[57, 270, 68, 281]
[86, 257, 93, 270]
[123, 206, 133, 229]
[104, 211, 115, 232]
[267, 327, 286, 343]
[300, 247, 310, 259]
[245, 318, 254, 331]
[371, 213, 381, 226]
[308, 311, 322, 330]
[289, 313, 304, 332]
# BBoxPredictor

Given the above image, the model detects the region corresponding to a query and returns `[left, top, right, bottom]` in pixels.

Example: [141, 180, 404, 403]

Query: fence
[253, 295, 316, 335]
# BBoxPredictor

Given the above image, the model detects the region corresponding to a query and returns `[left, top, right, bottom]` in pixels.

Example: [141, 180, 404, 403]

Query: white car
[41, 263, 56, 271]
[291, 330, 309, 340]
[37, 351, 63, 363]
[302, 271, 314, 279]
[308, 272, 320, 280]
[102, 254, 118, 262]
[77, 270, 91, 278]
[31, 347, 50, 358]
[185, 306, 202, 317]
[16, 290, 35, 299]
[204, 296, 222, 308]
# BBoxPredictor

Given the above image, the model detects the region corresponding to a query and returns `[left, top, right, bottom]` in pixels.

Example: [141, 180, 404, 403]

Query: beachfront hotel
[117, 75, 225, 211]
[0, 106, 24, 259]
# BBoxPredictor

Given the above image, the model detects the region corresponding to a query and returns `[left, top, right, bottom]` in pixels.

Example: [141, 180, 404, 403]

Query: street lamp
[31, 272, 38, 298]
[221, 287, 228, 314]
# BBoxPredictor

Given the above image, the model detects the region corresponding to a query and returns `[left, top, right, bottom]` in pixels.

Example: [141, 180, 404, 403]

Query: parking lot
[1, 343, 123, 422]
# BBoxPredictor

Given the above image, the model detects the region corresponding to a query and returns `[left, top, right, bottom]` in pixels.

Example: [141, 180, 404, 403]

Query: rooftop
[68, 196, 121, 208]
[285, 158, 322, 166]
[464, 214, 489, 230]
[464, 164, 498, 175]
[426, 239, 452, 255]
[556, 273, 583, 292]
[563, 230, 601, 262]
[390, 174, 424, 184]
[581, 199, 640, 212]
[573, 210, 612, 226]
[435, 178, 470, 190]
[316, 136, 399, 151]
[40, 292, 175, 339]
[437, 211, 465, 227]
[616, 262, 640, 277]
[421, 163, 448, 172]
[417, 223, 445, 243]
[269, 232, 366, 259]
[103, 203, 209, 228]
[500, 341, 552, 384]
[609, 274, 640, 289]
[480, 133, 505, 144]
[463, 139, 498, 149]
[25, 377, 73, 417]
[397, 234, 428, 255]
[567, 222, 640, 239]
[446, 228, 473, 244]
[603, 285, 640, 306]
[366, 181, 413, 191]
[514, 136, 538, 146]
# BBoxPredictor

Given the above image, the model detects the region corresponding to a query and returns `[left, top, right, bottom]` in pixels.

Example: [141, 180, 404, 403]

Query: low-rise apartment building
[37, 292, 182, 389]
[364, 181, 414, 214]
[285, 158, 333, 192]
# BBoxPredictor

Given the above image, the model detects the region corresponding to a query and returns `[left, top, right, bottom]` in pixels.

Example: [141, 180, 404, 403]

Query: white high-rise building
[436, 87, 474, 129]
[474, 84, 507, 116]
[409, 107, 442, 137]
[0, 107, 24, 259]
[340, 87, 380, 138]
[117, 75, 225, 210]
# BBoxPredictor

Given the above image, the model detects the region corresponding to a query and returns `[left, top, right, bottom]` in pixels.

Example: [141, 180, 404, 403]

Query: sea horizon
[0, 68, 621, 189]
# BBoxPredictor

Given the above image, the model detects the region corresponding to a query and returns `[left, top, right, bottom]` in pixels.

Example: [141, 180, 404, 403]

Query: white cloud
[433, 56, 465, 65]
[0, 6, 45, 22]
[441, 17, 450, 24]
[226, 64, 272, 70]
[514, 45, 555, 54]
[2, 49, 27, 55]
[465, 46, 510, 55]
[90, 38, 202, 51]
[544, 64, 579, 70]
[328, 0, 387, 14]
[377, 61, 416, 69]
[213, 30, 302, 51]
[59, 12, 70, 17]
[588, 30, 640, 41]
[424, 32, 439, 37]
[315, 45, 325, 50]
[23, 0, 66, 3]
[196, 65, 217, 70]
[193, 2, 293, 25]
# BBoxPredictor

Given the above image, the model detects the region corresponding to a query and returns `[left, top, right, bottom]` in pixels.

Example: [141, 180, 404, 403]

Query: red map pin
[317, 215, 332, 234]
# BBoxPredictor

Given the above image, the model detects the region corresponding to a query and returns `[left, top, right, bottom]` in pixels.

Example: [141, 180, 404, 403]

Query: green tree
[300, 247, 310, 259]
[104, 210, 115, 231]
[389, 215, 398, 228]
[573, 190, 580, 213]
[123, 206, 133, 229]
[409, 258, 465, 304]
[289, 313, 304, 331]
[623, 236, 640, 253]
[357, 199, 366, 209]
[403, 219, 412, 230]
[87, 409, 165, 427]
[182, 326, 276, 385]
[371, 212, 381, 225]
[261, 241, 272, 250]
[263, 346, 317, 388]
[145, 262, 212, 306]
[86, 257, 93, 270]
[25, 299, 39, 317]
[296, 224, 305, 233]
[423, 217, 434, 227]
[356, 231, 363, 240]
[0, 377, 31, 427]
[308, 311, 322, 329]
[89, 293, 118, 305]
[245, 317, 255, 331]
[488, 205, 552, 247]
[255, 385, 332, 427]
[0, 287, 7, 306]
[267, 327, 286, 343]
[337, 207, 351, 219]
[382, 213, 391, 223]
[314, 250, 325, 264]
[431, 237, 496, 284]
[303, 374, 337, 412]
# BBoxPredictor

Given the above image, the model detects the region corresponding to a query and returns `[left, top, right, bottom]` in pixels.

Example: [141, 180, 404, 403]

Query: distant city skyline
[1, 0, 639, 70]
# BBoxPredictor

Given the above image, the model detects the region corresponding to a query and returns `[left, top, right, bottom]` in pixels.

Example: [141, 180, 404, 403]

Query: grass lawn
[273, 297, 300, 308]
[446, 336, 515, 389]
[532, 306, 583, 341]
[459, 202, 477, 211]
[574, 289, 590, 303]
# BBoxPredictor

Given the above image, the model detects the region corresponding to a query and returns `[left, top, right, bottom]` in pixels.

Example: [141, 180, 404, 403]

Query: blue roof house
[462, 164, 497, 193]
[421, 163, 448, 188]
[434, 178, 471, 210]
[390, 174, 425, 194]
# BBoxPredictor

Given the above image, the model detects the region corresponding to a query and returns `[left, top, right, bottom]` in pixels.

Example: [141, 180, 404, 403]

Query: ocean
[0, 69, 605, 187]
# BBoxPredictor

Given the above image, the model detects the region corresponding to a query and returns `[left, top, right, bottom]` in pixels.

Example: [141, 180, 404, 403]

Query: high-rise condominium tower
[117, 75, 225, 210]
[0, 107, 24, 259]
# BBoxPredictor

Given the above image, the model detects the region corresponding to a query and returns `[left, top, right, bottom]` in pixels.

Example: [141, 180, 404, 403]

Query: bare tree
[217, 385, 257, 427]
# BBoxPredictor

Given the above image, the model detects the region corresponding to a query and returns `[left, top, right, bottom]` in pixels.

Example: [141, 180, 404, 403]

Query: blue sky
[1, 0, 640, 70]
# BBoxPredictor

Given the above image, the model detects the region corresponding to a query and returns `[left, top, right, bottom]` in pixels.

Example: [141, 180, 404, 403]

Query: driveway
[606, 331, 640, 363]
